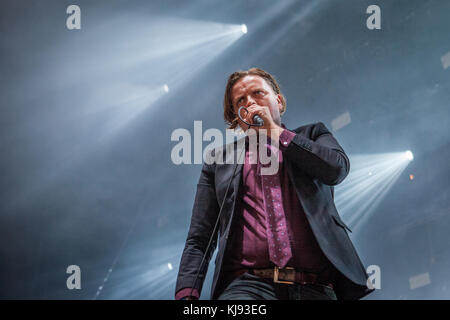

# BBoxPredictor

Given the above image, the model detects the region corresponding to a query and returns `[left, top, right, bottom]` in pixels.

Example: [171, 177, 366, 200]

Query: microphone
[252, 114, 264, 127]
[237, 106, 264, 127]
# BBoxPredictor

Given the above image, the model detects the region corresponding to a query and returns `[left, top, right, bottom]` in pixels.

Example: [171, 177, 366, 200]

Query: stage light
[92, 83, 168, 141]
[405, 150, 414, 161]
[92, 240, 185, 299]
[95, 18, 247, 88]
[335, 151, 414, 234]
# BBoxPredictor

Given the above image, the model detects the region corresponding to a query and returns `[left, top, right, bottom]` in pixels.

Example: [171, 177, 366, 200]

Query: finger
[249, 106, 270, 124]
[246, 105, 263, 122]
[245, 109, 254, 123]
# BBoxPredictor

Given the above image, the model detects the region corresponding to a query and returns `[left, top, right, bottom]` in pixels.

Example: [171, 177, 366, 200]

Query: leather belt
[242, 267, 333, 289]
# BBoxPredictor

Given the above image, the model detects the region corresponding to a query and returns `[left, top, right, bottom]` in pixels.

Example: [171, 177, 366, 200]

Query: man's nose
[246, 96, 256, 107]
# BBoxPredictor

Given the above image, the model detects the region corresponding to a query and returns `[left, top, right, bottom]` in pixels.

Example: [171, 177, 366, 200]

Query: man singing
[175, 68, 374, 300]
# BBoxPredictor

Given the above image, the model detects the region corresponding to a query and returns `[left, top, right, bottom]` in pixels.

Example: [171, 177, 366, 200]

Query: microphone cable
[237, 106, 264, 128]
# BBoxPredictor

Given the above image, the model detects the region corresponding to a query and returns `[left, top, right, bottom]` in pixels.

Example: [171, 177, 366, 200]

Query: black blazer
[176, 122, 374, 300]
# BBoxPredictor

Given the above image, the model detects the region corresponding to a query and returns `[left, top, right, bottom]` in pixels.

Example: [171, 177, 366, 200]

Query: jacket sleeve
[175, 161, 220, 298]
[283, 122, 350, 186]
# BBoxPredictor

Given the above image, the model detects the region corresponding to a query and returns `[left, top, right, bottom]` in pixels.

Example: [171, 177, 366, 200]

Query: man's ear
[276, 94, 283, 112]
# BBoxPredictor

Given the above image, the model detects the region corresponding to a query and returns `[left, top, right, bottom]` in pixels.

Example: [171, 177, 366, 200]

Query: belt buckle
[273, 266, 295, 284]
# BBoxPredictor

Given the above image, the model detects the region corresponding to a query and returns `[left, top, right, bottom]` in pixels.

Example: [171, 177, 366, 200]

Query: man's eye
[255, 90, 263, 95]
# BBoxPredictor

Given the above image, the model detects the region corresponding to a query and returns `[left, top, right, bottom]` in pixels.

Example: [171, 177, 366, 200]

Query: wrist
[269, 126, 284, 141]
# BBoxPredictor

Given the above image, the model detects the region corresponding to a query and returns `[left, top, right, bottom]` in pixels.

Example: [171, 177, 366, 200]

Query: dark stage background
[0, 0, 449, 299]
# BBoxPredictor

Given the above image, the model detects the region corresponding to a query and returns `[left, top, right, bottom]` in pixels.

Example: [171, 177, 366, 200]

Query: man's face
[231, 75, 283, 131]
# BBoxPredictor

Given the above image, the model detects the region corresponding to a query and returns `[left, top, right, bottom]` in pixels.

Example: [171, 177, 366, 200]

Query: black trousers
[217, 272, 337, 300]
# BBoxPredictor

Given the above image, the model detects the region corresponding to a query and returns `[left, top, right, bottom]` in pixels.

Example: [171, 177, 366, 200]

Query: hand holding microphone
[237, 105, 285, 141]
[238, 106, 264, 127]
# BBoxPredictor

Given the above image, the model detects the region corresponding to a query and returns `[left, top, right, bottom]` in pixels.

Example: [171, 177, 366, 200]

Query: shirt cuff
[175, 288, 200, 300]
[279, 129, 296, 151]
